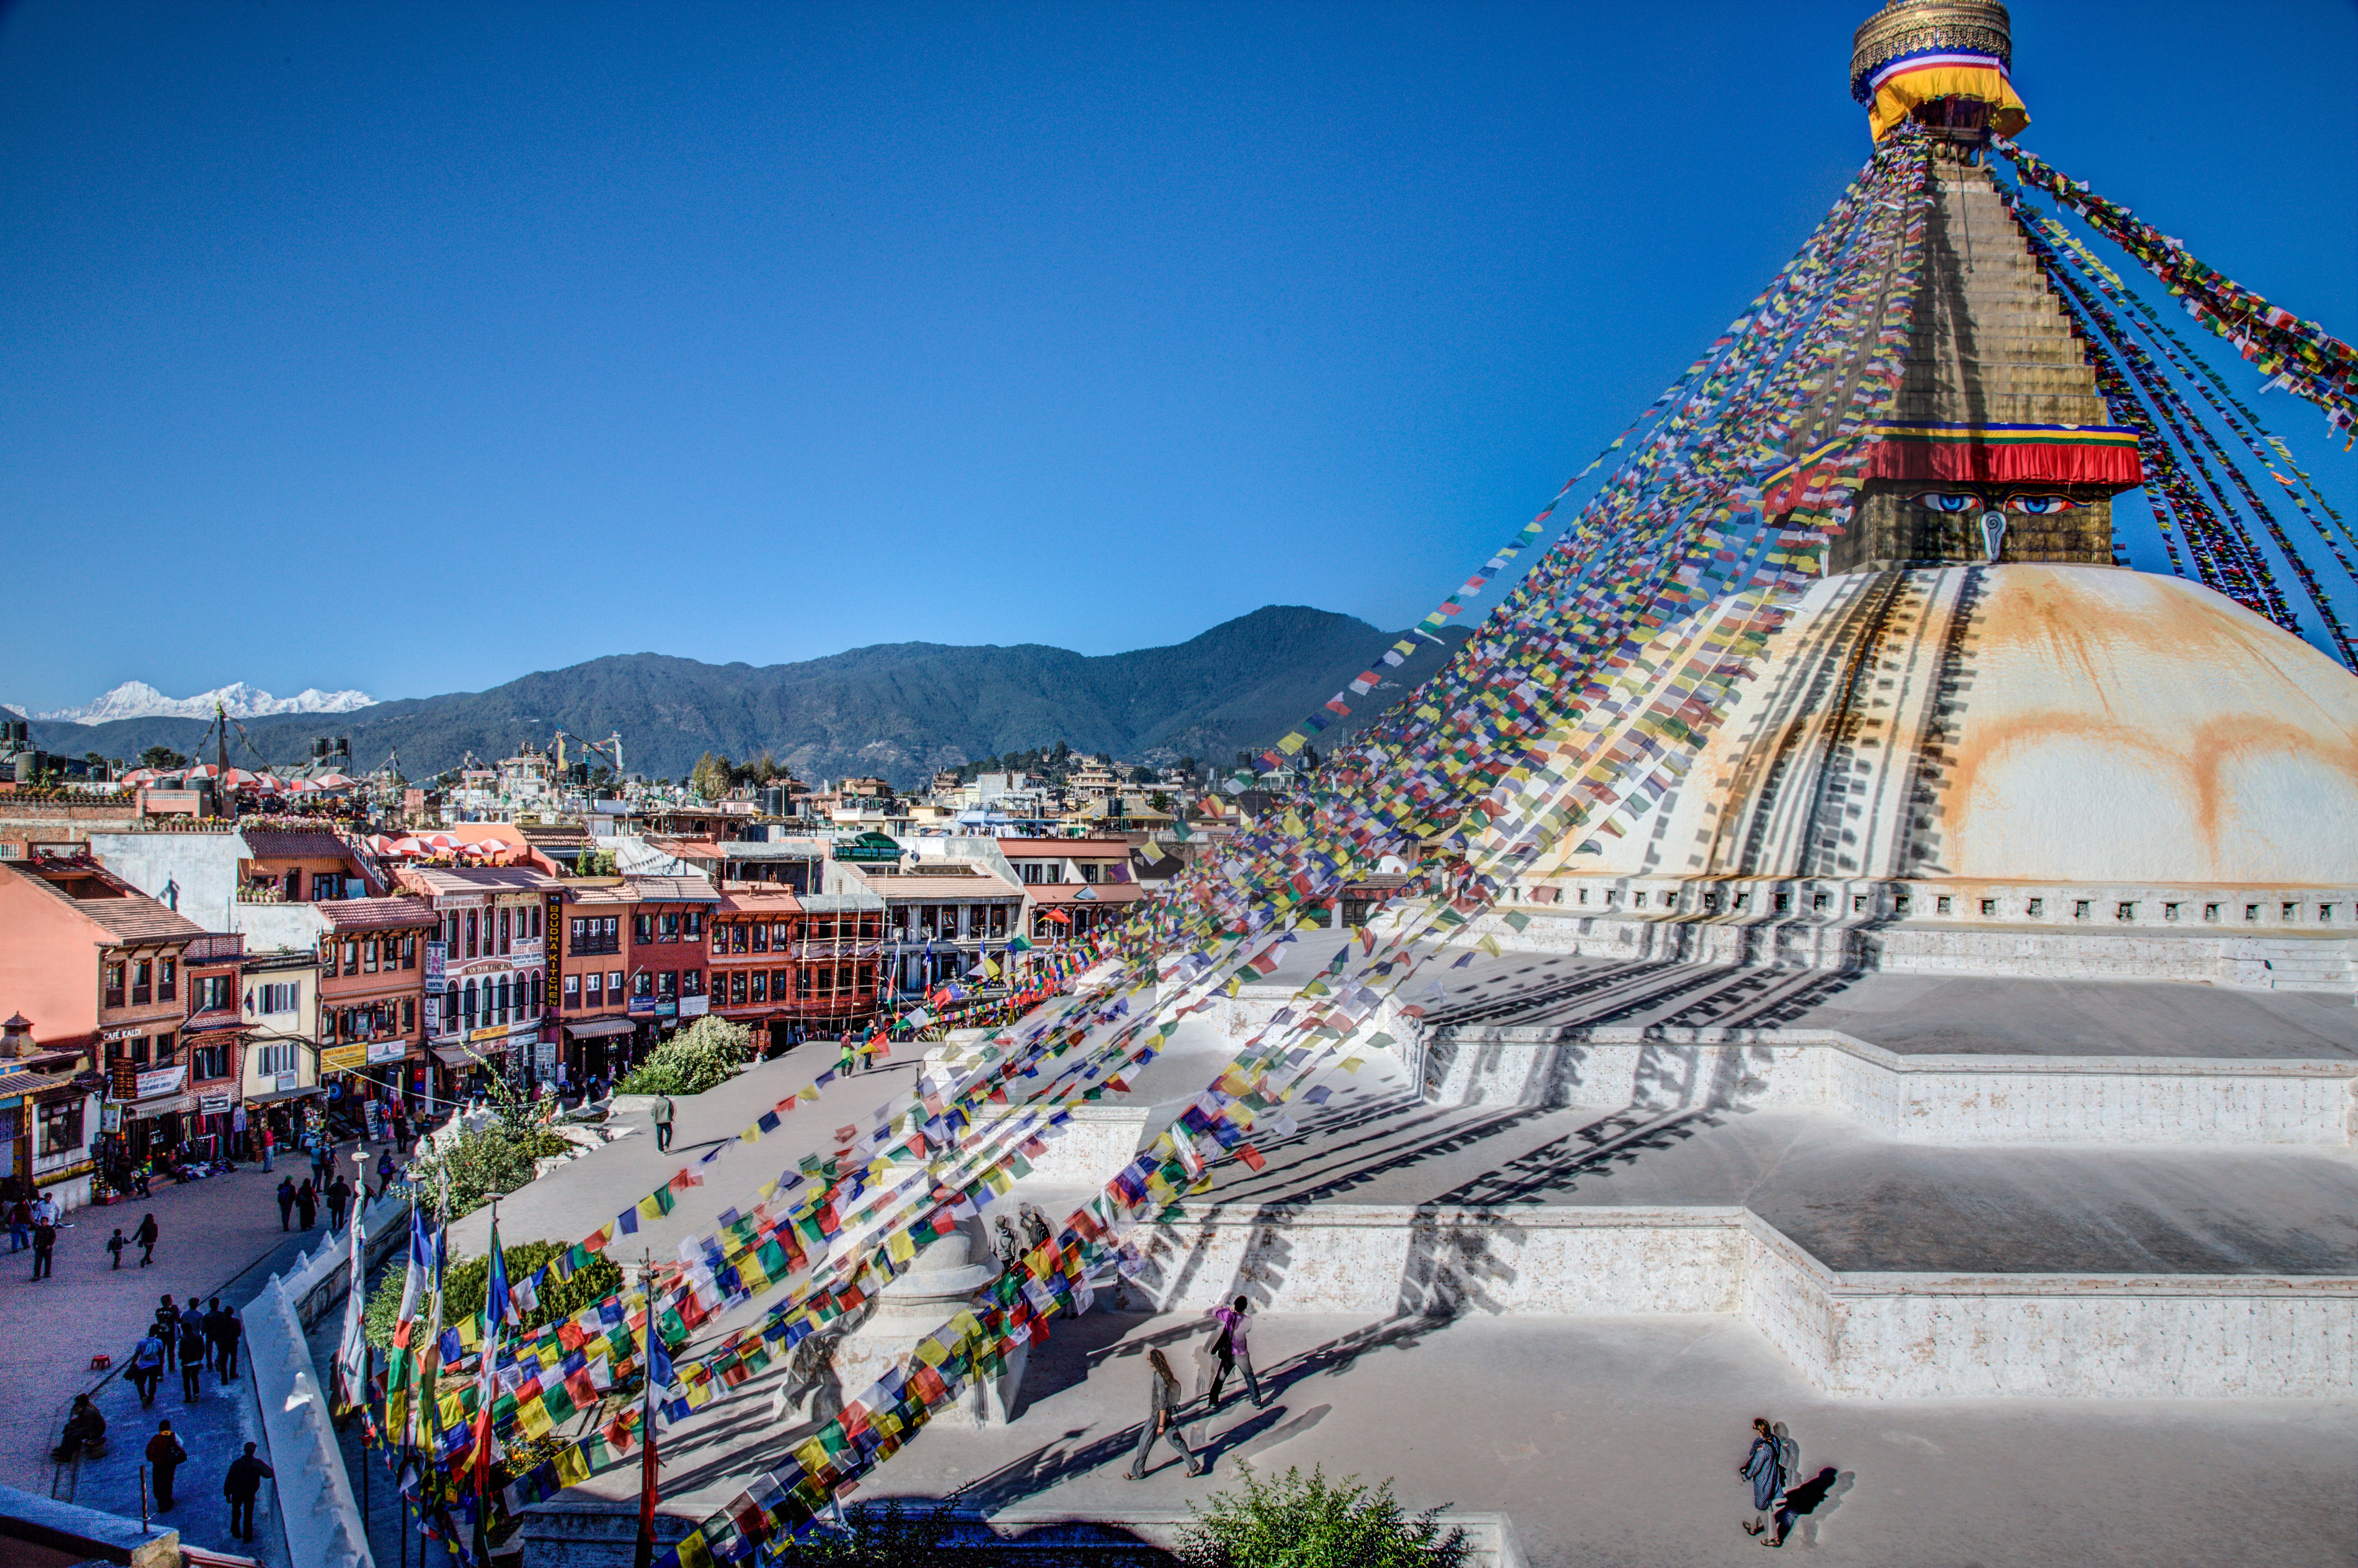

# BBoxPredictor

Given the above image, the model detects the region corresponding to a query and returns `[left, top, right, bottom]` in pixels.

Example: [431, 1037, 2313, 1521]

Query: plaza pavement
[2, 1138, 394, 1564]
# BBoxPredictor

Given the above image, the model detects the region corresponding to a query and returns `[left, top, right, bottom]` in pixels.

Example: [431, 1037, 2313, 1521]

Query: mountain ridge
[9, 680, 377, 725]
[22, 606, 1463, 787]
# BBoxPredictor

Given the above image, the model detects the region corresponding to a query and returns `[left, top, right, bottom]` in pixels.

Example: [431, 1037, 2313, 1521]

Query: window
[2117, 902, 2137, 922]
[2283, 902, 2300, 922]
[104, 963, 126, 1009]
[402, 997, 415, 1033]
[403, 935, 417, 969]
[2027, 898, 2044, 917]
[797, 967, 813, 998]
[346, 940, 362, 975]
[565, 973, 581, 1007]
[132, 960, 152, 1006]
[531, 971, 544, 1012]
[730, 971, 748, 1005]
[256, 1040, 297, 1078]
[634, 914, 653, 945]
[251, 982, 298, 1016]
[681, 970, 703, 997]
[585, 971, 604, 1005]
[1978, 899, 1995, 917]
[465, 910, 479, 959]
[607, 969, 623, 998]
[712, 923, 728, 954]
[1935, 895, 1952, 915]
[39, 1098, 84, 1156]
[632, 971, 653, 999]
[495, 977, 512, 1023]
[130, 1035, 151, 1066]
[462, 979, 478, 1027]
[685, 911, 702, 939]
[749, 971, 767, 1004]
[191, 1042, 229, 1080]
[2074, 900, 2092, 920]
[195, 974, 233, 1012]
[153, 1031, 175, 1064]
[751, 921, 768, 954]
[657, 970, 678, 999]
[2203, 902, 2220, 922]
[500, 907, 513, 955]
[662, 913, 681, 943]
[158, 958, 176, 1001]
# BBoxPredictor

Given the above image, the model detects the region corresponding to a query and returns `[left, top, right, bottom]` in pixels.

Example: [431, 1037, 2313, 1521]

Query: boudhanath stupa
[416, 6, 2358, 1564]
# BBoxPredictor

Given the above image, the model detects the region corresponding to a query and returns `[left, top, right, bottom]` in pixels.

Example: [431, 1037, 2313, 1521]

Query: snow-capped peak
[15, 681, 379, 726]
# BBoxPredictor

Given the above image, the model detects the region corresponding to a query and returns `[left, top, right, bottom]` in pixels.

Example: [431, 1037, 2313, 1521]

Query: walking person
[223, 1441, 274, 1544]
[107, 1227, 127, 1268]
[153, 1298, 179, 1372]
[650, 1093, 674, 1154]
[1204, 1295, 1265, 1411]
[30, 1214, 56, 1279]
[133, 1211, 158, 1267]
[7, 1197, 27, 1253]
[1125, 1349, 1204, 1480]
[178, 1312, 207, 1403]
[144, 1420, 187, 1509]
[129, 1329, 167, 1408]
[211, 1300, 243, 1381]
[259, 1125, 274, 1173]
[275, 1176, 296, 1231]
[294, 1179, 317, 1230]
[324, 1170, 352, 1232]
[1739, 1416, 1788, 1546]
[374, 1148, 397, 1201]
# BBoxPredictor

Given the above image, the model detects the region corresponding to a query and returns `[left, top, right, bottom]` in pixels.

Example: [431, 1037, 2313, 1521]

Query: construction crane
[553, 729, 624, 780]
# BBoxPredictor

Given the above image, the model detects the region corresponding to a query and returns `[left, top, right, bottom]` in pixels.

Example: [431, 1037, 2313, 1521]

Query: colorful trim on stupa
[1863, 420, 2143, 486]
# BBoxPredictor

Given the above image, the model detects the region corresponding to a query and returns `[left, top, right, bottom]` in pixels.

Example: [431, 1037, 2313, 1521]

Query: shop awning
[564, 1018, 638, 1040]
[247, 1083, 327, 1106]
[124, 1093, 193, 1121]
[433, 1043, 509, 1068]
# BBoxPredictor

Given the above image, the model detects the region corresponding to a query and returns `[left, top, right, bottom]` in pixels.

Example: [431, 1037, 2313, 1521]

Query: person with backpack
[129, 1329, 167, 1407]
[106, 1227, 127, 1268]
[1204, 1294, 1264, 1410]
[275, 1176, 297, 1230]
[144, 1420, 187, 1509]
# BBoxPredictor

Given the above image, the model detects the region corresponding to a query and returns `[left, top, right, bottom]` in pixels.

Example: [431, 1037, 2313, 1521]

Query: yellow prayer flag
[887, 1230, 916, 1265]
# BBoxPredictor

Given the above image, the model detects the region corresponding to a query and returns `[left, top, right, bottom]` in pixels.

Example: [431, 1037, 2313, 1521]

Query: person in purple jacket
[1205, 1294, 1264, 1411]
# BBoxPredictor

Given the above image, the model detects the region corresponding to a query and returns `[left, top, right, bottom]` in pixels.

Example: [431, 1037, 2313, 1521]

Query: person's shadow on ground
[1783, 1467, 1855, 1546]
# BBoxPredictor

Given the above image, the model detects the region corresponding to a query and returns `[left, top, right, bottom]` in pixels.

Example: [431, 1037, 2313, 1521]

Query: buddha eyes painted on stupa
[1910, 489, 2080, 514]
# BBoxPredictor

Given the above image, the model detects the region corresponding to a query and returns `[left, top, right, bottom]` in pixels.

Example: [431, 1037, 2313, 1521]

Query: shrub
[1177, 1466, 1467, 1568]
[617, 1015, 752, 1097]
[364, 1240, 624, 1351]
[764, 1502, 986, 1566]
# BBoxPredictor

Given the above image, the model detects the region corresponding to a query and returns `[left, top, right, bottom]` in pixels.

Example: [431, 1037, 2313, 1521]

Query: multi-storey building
[621, 874, 717, 1047]
[239, 947, 322, 1144]
[849, 860, 1022, 999]
[707, 888, 802, 1051]
[0, 855, 207, 1190]
[996, 837, 1147, 943]
[396, 864, 558, 1099]
[181, 931, 248, 1159]
[315, 897, 435, 1119]
[555, 880, 636, 1085]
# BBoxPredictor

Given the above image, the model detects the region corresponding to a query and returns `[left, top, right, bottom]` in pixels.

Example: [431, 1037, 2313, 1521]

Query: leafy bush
[617, 1015, 751, 1097]
[406, 1076, 578, 1224]
[364, 1240, 624, 1351]
[1178, 1467, 1466, 1568]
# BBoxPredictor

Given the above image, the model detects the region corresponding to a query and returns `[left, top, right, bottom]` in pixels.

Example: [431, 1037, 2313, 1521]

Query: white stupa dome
[1540, 564, 2358, 888]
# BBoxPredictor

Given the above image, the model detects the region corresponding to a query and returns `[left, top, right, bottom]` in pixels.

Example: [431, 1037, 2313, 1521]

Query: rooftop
[1, 859, 209, 946]
[624, 873, 721, 905]
[317, 896, 439, 933]
[997, 838, 1133, 858]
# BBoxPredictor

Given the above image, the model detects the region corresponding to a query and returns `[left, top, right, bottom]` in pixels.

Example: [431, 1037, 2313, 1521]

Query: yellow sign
[318, 1043, 370, 1073]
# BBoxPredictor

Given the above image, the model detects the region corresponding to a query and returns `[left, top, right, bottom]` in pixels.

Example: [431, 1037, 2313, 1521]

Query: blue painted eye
[1911, 491, 1979, 513]
[2009, 495, 2077, 515]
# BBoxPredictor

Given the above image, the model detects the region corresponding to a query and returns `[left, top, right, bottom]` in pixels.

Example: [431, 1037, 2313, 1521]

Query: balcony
[569, 938, 622, 957]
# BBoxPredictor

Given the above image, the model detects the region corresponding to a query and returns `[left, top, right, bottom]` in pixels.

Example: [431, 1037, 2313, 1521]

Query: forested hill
[29, 606, 1468, 788]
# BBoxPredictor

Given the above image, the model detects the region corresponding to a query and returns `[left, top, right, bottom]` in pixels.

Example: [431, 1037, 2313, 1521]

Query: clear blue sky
[2, 0, 2351, 710]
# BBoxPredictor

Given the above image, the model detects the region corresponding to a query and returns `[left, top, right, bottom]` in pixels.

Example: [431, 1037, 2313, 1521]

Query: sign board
[319, 1043, 370, 1073]
[200, 1092, 232, 1115]
[627, 996, 656, 1017]
[100, 1102, 122, 1134]
[134, 1066, 188, 1100]
[366, 1040, 407, 1066]
[469, 1024, 508, 1043]
[275, 1071, 298, 1093]
[362, 1101, 384, 1141]
[678, 994, 709, 1018]
[655, 998, 677, 1018]
[535, 1039, 557, 1071]
[424, 942, 446, 995]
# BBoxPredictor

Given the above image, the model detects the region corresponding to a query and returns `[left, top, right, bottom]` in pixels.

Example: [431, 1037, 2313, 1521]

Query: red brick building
[315, 897, 435, 1119]
[555, 881, 635, 1084]
[181, 931, 248, 1159]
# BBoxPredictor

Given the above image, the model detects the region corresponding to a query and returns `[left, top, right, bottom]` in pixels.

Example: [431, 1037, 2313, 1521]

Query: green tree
[140, 745, 189, 771]
[1178, 1467, 1467, 1568]
[362, 1240, 624, 1351]
[764, 1502, 987, 1566]
[617, 1015, 752, 1096]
